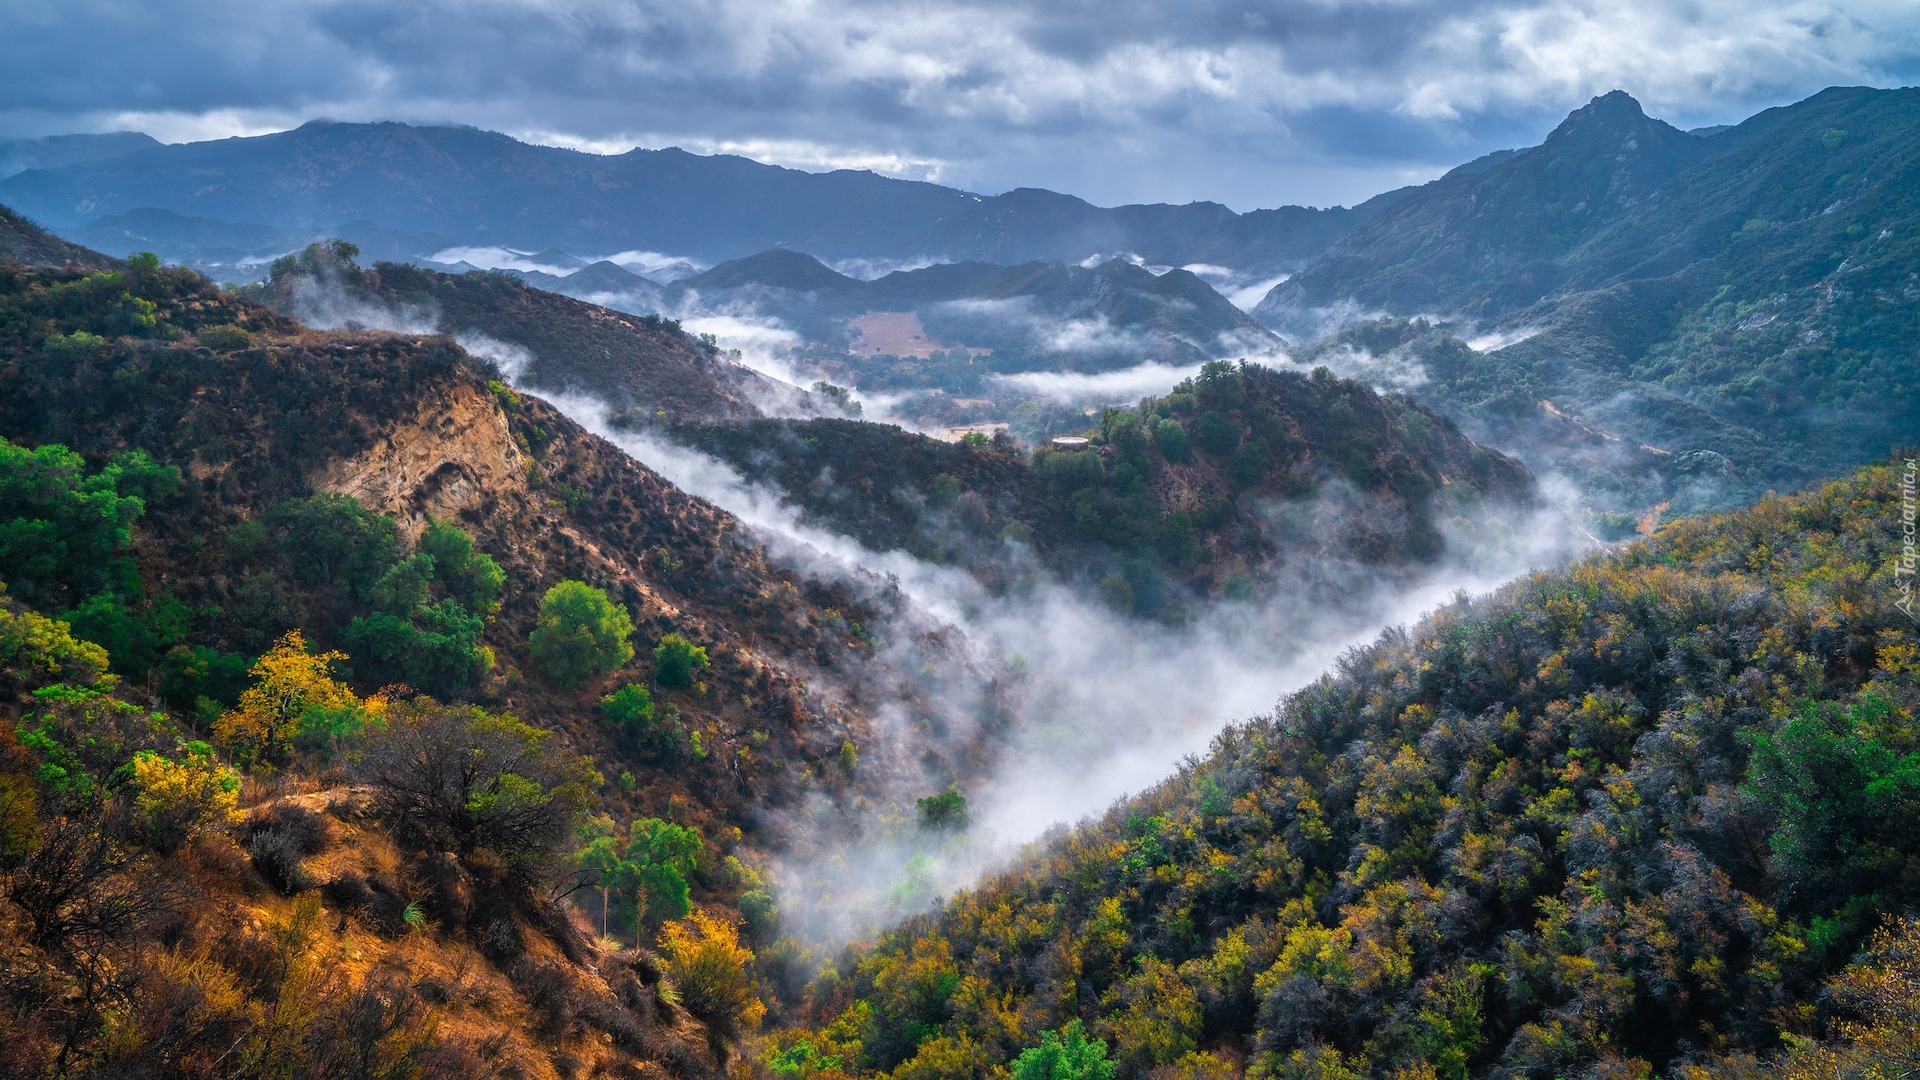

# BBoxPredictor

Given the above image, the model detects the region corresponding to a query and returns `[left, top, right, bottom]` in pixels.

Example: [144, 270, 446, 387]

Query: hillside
[1256, 87, 1920, 509]
[1259, 91, 1717, 325]
[675, 361, 1534, 618]
[0, 204, 116, 271]
[252, 245, 786, 422]
[0, 217, 1021, 1072]
[0, 120, 1392, 274]
[774, 458, 1920, 1080]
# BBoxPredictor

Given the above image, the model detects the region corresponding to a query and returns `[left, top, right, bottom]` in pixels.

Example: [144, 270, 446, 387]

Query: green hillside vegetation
[679, 361, 1532, 618]
[774, 459, 1920, 1080]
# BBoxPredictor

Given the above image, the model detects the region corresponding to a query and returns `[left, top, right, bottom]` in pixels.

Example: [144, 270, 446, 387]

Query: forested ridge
[774, 459, 1920, 1080]
[681, 361, 1532, 619]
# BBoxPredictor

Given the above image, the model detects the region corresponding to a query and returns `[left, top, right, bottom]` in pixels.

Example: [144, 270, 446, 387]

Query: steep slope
[777, 459, 1920, 1080]
[0, 203, 117, 270]
[0, 120, 1384, 272]
[0, 225, 972, 1073]
[1260, 86, 1920, 512]
[675, 361, 1534, 619]
[0, 243, 951, 840]
[0, 210, 1034, 923]
[0, 604, 734, 1077]
[1261, 91, 1714, 326]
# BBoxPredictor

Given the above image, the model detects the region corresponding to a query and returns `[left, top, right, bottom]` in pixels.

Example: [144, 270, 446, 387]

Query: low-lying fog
[541, 390, 1591, 943]
[307, 285, 1593, 946]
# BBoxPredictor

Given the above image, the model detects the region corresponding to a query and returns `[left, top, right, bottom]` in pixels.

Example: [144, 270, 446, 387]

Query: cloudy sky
[5, 0, 1920, 209]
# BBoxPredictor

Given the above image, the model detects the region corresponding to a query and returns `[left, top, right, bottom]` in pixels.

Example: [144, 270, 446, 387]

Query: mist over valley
[0, 12, 1917, 1076]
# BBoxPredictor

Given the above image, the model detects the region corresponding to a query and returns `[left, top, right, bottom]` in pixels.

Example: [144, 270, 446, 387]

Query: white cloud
[4, 0, 1918, 207]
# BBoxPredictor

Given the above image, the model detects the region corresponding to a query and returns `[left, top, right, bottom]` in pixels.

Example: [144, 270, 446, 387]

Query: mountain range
[2, 88, 1919, 1080]
[1255, 86, 1920, 511]
[0, 120, 1399, 276]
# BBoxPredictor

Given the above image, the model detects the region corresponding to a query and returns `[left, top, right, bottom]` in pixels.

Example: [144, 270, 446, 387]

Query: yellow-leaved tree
[129, 749, 242, 853]
[658, 908, 766, 1042]
[214, 631, 367, 767]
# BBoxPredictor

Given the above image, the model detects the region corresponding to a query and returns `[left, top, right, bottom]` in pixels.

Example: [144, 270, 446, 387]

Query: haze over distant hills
[0, 120, 1401, 277]
[0, 131, 159, 179]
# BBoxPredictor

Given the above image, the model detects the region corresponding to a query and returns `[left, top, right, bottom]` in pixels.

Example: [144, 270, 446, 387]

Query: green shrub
[343, 519, 502, 696]
[1193, 411, 1240, 455]
[0, 438, 174, 605]
[1154, 418, 1189, 463]
[1227, 436, 1271, 488]
[156, 644, 251, 712]
[1037, 447, 1105, 498]
[529, 580, 634, 688]
[601, 683, 655, 733]
[267, 493, 398, 591]
[1011, 1021, 1115, 1080]
[419, 518, 505, 615]
[917, 785, 969, 830]
[195, 324, 254, 351]
[653, 632, 709, 689]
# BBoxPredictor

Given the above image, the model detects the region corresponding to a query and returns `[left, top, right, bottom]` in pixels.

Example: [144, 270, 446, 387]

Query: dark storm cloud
[4, 0, 1918, 207]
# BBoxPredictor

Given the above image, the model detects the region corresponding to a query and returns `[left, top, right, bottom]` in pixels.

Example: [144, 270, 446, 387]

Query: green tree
[578, 816, 703, 937]
[1744, 695, 1920, 911]
[652, 631, 709, 689]
[343, 520, 501, 697]
[0, 439, 174, 605]
[1011, 1020, 1116, 1080]
[267, 493, 398, 591]
[917, 785, 969, 830]
[155, 644, 251, 713]
[600, 682, 655, 734]
[1155, 418, 1189, 463]
[419, 518, 505, 615]
[1193, 412, 1241, 455]
[529, 581, 633, 688]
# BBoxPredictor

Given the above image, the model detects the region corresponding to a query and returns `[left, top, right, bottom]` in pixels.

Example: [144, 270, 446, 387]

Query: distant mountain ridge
[1257, 85, 1920, 512]
[0, 120, 1401, 275]
[661, 249, 1279, 367]
[0, 131, 159, 179]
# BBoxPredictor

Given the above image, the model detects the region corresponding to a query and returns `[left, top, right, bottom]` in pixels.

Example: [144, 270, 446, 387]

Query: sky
[5, 0, 1920, 210]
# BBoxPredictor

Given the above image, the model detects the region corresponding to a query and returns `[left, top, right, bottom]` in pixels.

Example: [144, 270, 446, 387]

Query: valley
[0, 74, 1912, 1080]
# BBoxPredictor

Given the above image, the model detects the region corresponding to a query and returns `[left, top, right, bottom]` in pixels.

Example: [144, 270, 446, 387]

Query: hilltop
[250, 244, 791, 422]
[677, 360, 1534, 619]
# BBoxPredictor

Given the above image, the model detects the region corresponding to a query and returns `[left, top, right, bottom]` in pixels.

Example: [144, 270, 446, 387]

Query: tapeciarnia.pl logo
[1898, 458, 1917, 622]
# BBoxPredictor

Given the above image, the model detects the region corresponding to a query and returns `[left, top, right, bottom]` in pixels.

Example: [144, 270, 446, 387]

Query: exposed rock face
[319, 381, 526, 534]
